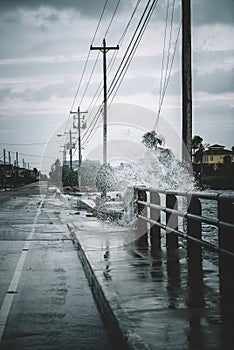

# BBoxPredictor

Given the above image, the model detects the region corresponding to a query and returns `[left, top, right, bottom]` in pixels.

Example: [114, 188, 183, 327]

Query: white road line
[0, 195, 45, 342]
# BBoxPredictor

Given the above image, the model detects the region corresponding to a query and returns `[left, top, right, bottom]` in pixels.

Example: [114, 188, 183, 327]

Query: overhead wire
[81, 0, 145, 147]
[81, 0, 158, 143]
[108, 0, 159, 103]
[161, 0, 176, 100]
[80, 0, 126, 147]
[82, 0, 158, 148]
[157, 0, 170, 124]
[78, 0, 121, 110]
[58, 0, 110, 159]
[75, 0, 179, 151]
[85, 0, 142, 118]
[69, 0, 109, 112]
[107, 0, 153, 99]
[72, 0, 122, 152]
[154, 0, 179, 130]
[154, 21, 181, 129]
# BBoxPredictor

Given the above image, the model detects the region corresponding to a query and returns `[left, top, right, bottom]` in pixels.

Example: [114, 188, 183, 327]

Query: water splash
[111, 146, 195, 193]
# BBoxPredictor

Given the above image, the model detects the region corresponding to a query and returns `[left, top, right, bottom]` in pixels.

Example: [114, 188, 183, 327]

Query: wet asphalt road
[0, 183, 112, 350]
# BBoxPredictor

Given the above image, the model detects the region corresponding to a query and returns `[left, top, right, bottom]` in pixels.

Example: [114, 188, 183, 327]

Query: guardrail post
[150, 190, 161, 249]
[187, 196, 204, 308]
[137, 188, 148, 246]
[187, 196, 202, 260]
[166, 194, 178, 249]
[218, 196, 234, 254]
[218, 195, 234, 319]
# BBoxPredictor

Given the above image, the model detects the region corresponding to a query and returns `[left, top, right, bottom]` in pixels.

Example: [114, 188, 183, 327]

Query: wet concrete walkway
[66, 208, 234, 350]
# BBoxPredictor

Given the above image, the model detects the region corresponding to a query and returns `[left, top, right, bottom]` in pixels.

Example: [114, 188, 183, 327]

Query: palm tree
[192, 135, 203, 155]
[142, 131, 163, 150]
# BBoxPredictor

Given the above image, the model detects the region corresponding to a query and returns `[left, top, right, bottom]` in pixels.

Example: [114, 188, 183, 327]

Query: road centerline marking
[0, 195, 45, 342]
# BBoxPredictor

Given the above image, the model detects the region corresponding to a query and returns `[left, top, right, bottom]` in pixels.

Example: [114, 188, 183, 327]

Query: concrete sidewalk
[67, 213, 233, 350]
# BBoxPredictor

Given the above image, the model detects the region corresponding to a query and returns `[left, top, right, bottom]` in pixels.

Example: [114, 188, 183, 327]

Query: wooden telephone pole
[70, 107, 87, 189]
[182, 0, 192, 164]
[90, 39, 119, 166]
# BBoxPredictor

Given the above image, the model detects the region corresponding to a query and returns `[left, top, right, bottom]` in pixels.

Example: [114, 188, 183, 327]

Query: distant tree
[192, 135, 203, 154]
[80, 159, 102, 188]
[96, 164, 117, 193]
[142, 131, 163, 150]
[32, 167, 39, 182]
[49, 159, 62, 186]
[223, 155, 232, 165]
[63, 169, 78, 187]
[231, 146, 234, 152]
[192, 135, 205, 164]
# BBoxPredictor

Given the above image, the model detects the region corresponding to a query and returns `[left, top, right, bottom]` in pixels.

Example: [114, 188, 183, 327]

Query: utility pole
[90, 39, 119, 166]
[3, 149, 6, 165]
[70, 107, 87, 189]
[69, 129, 72, 170]
[59, 131, 76, 170]
[8, 151, 11, 165]
[63, 145, 66, 164]
[182, 0, 192, 164]
[16, 152, 19, 167]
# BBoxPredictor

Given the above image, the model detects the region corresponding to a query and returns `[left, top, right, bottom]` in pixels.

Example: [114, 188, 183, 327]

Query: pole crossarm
[90, 39, 119, 53]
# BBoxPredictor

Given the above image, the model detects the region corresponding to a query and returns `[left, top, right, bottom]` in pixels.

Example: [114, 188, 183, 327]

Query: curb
[67, 223, 150, 350]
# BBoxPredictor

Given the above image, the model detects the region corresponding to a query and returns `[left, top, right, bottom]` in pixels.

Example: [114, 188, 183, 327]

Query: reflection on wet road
[0, 183, 112, 350]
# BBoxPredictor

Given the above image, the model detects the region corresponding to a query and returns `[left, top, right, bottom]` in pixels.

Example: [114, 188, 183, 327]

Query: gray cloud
[0, 59, 83, 78]
[0, 87, 12, 101]
[0, 0, 117, 18]
[194, 69, 234, 94]
[0, 80, 75, 102]
[0, 0, 233, 25]
[192, 0, 234, 26]
[165, 67, 234, 95]
[193, 103, 234, 147]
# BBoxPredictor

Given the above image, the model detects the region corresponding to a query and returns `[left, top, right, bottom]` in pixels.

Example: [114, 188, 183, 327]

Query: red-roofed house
[202, 144, 234, 164]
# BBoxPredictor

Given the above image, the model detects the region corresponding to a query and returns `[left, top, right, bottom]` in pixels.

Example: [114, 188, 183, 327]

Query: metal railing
[134, 187, 234, 259]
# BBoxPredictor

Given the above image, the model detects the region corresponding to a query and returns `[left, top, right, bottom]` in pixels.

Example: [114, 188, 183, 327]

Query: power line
[82, 0, 143, 139]
[64, 0, 121, 154]
[154, 22, 181, 130]
[77, 0, 121, 110]
[81, 0, 158, 148]
[158, 0, 170, 122]
[85, 0, 143, 117]
[108, 0, 159, 102]
[107, 0, 153, 98]
[61, 0, 110, 152]
[81, 105, 103, 147]
[158, 0, 176, 111]
[69, 0, 110, 112]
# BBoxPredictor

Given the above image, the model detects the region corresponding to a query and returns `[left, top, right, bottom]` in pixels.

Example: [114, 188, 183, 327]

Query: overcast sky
[0, 0, 233, 173]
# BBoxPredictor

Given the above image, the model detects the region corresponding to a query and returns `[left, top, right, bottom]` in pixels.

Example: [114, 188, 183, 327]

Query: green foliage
[142, 131, 163, 150]
[80, 160, 101, 189]
[192, 135, 204, 163]
[192, 135, 203, 151]
[49, 159, 62, 186]
[96, 164, 117, 192]
[63, 169, 78, 187]
[193, 162, 234, 189]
